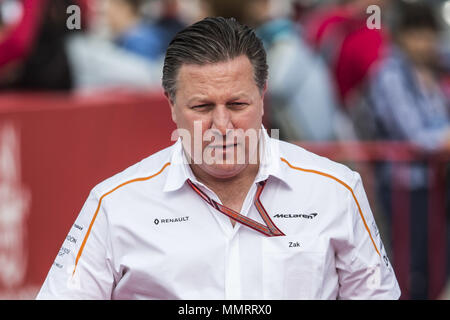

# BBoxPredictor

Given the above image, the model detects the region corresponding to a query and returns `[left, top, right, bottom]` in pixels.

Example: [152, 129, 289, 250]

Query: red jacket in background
[304, 5, 389, 105]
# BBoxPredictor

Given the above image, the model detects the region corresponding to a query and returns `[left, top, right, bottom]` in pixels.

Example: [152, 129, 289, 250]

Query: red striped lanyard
[187, 179, 285, 237]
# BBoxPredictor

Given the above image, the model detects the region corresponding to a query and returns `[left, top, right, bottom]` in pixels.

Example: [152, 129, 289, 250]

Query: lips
[208, 143, 238, 149]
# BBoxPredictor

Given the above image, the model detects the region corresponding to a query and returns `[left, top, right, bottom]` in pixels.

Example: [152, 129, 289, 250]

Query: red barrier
[0, 91, 176, 298]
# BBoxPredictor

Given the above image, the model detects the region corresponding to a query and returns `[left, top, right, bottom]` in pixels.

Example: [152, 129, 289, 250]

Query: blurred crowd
[1, 0, 450, 299]
[1, 0, 450, 144]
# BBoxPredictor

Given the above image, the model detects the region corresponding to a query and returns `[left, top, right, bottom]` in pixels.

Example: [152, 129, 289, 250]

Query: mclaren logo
[273, 213, 318, 219]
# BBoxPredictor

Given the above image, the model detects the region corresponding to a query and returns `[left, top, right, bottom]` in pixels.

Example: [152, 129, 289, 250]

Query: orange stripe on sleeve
[280, 157, 380, 256]
[72, 162, 171, 276]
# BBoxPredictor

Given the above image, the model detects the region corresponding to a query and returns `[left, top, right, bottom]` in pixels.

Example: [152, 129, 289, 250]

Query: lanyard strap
[186, 179, 285, 237]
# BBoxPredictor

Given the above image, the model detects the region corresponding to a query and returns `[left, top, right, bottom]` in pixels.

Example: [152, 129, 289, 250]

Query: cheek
[233, 105, 263, 129]
[188, 114, 213, 135]
[174, 110, 212, 144]
[175, 108, 203, 128]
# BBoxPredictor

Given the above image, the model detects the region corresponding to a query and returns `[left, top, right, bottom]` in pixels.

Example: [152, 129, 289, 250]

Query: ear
[164, 91, 177, 123]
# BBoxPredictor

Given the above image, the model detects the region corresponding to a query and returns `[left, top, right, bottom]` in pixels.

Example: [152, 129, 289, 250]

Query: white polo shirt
[37, 128, 401, 299]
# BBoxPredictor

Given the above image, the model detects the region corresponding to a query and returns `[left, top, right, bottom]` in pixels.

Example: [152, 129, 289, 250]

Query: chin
[201, 163, 247, 180]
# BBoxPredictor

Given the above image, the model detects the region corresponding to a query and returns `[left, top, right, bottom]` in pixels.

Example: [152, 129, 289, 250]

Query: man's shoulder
[278, 139, 358, 188]
[90, 144, 174, 197]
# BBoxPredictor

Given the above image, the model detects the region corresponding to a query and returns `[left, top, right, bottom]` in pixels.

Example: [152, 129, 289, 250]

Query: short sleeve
[36, 190, 114, 299]
[336, 172, 401, 299]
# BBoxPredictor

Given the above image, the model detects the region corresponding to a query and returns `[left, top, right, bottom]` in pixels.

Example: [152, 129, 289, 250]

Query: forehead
[175, 55, 258, 100]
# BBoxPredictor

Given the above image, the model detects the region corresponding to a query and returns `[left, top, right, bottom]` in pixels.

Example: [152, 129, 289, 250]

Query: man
[36, 17, 400, 299]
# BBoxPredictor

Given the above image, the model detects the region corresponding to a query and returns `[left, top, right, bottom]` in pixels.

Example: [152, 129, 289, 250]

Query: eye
[228, 102, 248, 108]
[191, 104, 213, 110]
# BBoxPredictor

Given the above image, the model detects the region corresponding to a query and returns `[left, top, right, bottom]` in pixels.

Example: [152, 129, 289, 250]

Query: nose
[210, 105, 233, 135]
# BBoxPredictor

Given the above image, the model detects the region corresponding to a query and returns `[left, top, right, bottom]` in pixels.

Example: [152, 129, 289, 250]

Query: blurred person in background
[365, 1, 450, 300]
[368, 2, 450, 151]
[303, 0, 390, 109]
[0, 0, 57, 89]
[0, 0, 82, 91]
[105, 0, 185, 63]
[202, 0, 354, 142]
[0, 0, 162, 92]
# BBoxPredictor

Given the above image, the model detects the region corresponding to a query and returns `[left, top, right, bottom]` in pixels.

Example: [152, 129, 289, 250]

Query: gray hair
[162, 17, 268, 102]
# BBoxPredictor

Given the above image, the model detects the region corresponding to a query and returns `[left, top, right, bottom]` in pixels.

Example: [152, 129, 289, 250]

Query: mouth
[208, 143, 238, 149]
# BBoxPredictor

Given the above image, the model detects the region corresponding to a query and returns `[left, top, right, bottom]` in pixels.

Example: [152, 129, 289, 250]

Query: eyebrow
[228, 94, 251, 101]
[187, 93, 252, 105]
[186, 97, 212, 105]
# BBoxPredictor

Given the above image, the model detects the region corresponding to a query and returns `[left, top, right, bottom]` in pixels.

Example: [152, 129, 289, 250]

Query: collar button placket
[224, 235, 241, 299]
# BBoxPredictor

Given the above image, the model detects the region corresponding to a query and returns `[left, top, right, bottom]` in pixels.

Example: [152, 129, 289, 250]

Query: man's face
[399, 28, 438, 67]
[168, 55, 266, 179]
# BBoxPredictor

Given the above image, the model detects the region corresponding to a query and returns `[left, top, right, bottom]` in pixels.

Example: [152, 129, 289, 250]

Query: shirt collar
[162, 126, 291, 193]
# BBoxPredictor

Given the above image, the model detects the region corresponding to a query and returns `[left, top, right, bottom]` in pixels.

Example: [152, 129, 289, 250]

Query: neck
[190, 162, 260, 196]
[188, 146, 262, 216]
[190, 162, 260, 225]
